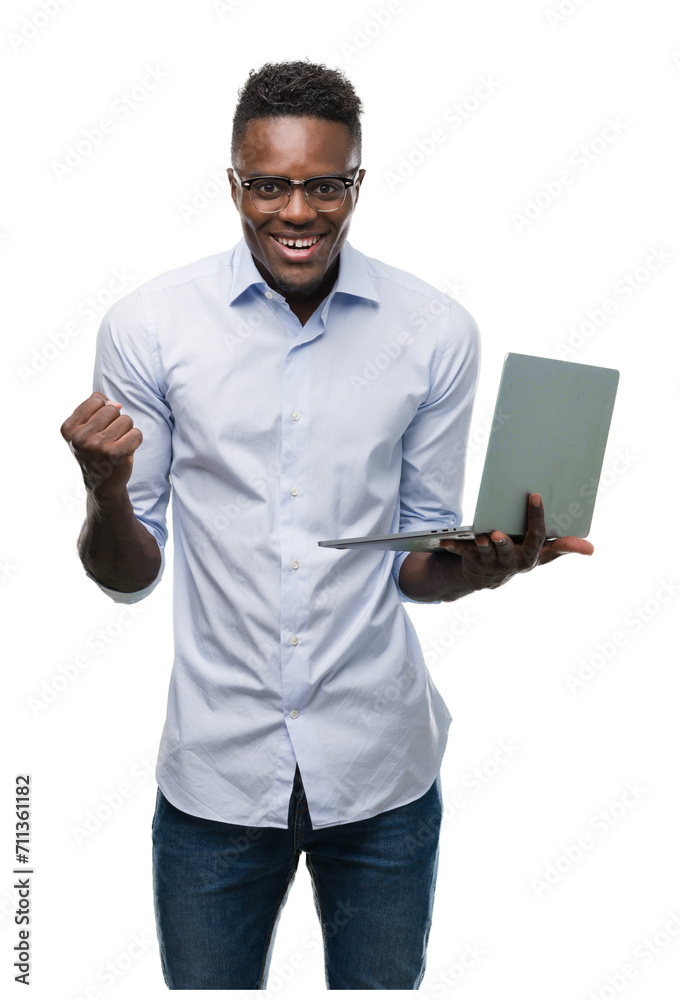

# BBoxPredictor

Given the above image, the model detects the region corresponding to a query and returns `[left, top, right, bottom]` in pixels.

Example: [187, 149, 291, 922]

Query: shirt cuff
[391, 549, 442, 605]
[85, 545, 166, 604]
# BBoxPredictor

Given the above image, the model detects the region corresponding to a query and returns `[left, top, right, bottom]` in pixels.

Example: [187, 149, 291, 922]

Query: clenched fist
[60, 391, 142, 498]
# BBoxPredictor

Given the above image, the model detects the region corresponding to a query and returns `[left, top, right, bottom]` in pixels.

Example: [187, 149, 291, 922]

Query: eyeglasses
[233, 168, 361, 213]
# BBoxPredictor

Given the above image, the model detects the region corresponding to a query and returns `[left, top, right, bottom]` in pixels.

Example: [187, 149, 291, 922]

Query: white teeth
[275, 235, 321, 248]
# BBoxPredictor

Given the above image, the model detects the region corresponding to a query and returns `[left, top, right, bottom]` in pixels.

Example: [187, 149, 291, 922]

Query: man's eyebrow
[241, 171, 354, 179]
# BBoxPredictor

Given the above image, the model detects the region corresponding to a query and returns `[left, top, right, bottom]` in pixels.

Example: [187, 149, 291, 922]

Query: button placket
[279, 324, 318, 740]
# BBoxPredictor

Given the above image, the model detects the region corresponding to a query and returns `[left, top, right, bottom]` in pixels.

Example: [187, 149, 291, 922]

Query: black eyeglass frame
[232, 168, 362, 213]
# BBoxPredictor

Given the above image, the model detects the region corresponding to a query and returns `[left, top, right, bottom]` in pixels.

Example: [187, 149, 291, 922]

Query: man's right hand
[60, 391, 143, 498]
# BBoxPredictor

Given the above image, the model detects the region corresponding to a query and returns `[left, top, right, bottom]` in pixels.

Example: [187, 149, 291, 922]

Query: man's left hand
[437, 492, 594, 592]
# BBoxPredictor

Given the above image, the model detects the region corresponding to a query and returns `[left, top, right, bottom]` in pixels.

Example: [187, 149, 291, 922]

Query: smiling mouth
[272, 234, 323, 251]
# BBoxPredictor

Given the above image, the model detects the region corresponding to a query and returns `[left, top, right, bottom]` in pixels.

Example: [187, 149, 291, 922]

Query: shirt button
[289, 635, 299, 646]
[291, 411, 300, 421]
[289, 486, 299, 497]
[290, 709, 299, 719]
[290, 560, 300, 570]
[265, 290, 273, 299]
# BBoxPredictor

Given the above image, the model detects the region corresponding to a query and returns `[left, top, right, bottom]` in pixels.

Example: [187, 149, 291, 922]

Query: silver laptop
[318, 353, 619, 552]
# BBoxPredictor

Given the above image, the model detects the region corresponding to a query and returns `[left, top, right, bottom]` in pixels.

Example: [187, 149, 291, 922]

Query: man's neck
[254, 258, 339, 326]
[285, 292, 327, 326]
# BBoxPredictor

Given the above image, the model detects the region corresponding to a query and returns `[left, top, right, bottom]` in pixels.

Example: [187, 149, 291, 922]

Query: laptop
[318, 353, 619, 552]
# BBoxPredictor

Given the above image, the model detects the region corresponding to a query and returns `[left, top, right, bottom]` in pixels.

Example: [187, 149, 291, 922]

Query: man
[60, 60, 592, 990]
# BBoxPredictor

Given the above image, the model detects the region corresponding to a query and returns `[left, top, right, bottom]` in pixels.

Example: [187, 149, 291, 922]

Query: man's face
[228, 116, 365, 301]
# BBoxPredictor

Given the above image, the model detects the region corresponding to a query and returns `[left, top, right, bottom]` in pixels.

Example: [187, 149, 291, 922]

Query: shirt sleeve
[85, 288, 173, 604]
[391, 298, 480, 604]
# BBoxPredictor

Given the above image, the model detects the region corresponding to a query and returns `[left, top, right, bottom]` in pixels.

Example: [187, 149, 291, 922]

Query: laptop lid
[471, 353, 619, 538]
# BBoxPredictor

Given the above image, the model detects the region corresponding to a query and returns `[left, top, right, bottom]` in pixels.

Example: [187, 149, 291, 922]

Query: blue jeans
[152, 766, 443, 989]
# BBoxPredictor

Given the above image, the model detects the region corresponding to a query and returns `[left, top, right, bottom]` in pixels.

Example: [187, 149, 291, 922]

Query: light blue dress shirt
[87, 238, 480, 829]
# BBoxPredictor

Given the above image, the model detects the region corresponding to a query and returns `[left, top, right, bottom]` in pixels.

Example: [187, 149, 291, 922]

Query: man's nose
[278, 183, 318, 224]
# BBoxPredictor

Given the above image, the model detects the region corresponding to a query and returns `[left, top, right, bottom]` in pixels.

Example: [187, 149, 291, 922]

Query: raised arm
[61, 392, 162, 592]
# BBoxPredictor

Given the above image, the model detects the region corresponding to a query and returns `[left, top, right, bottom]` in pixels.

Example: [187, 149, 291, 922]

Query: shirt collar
[332, 241, 380, 304]
[228, 238, 380, 306]
[228, 238, 269, 305]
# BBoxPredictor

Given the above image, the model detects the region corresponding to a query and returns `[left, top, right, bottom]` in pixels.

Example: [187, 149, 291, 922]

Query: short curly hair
[231, 59, 363, 163]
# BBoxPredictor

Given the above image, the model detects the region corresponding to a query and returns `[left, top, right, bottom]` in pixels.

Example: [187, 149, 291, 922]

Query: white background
[2, 1, 679, 997]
